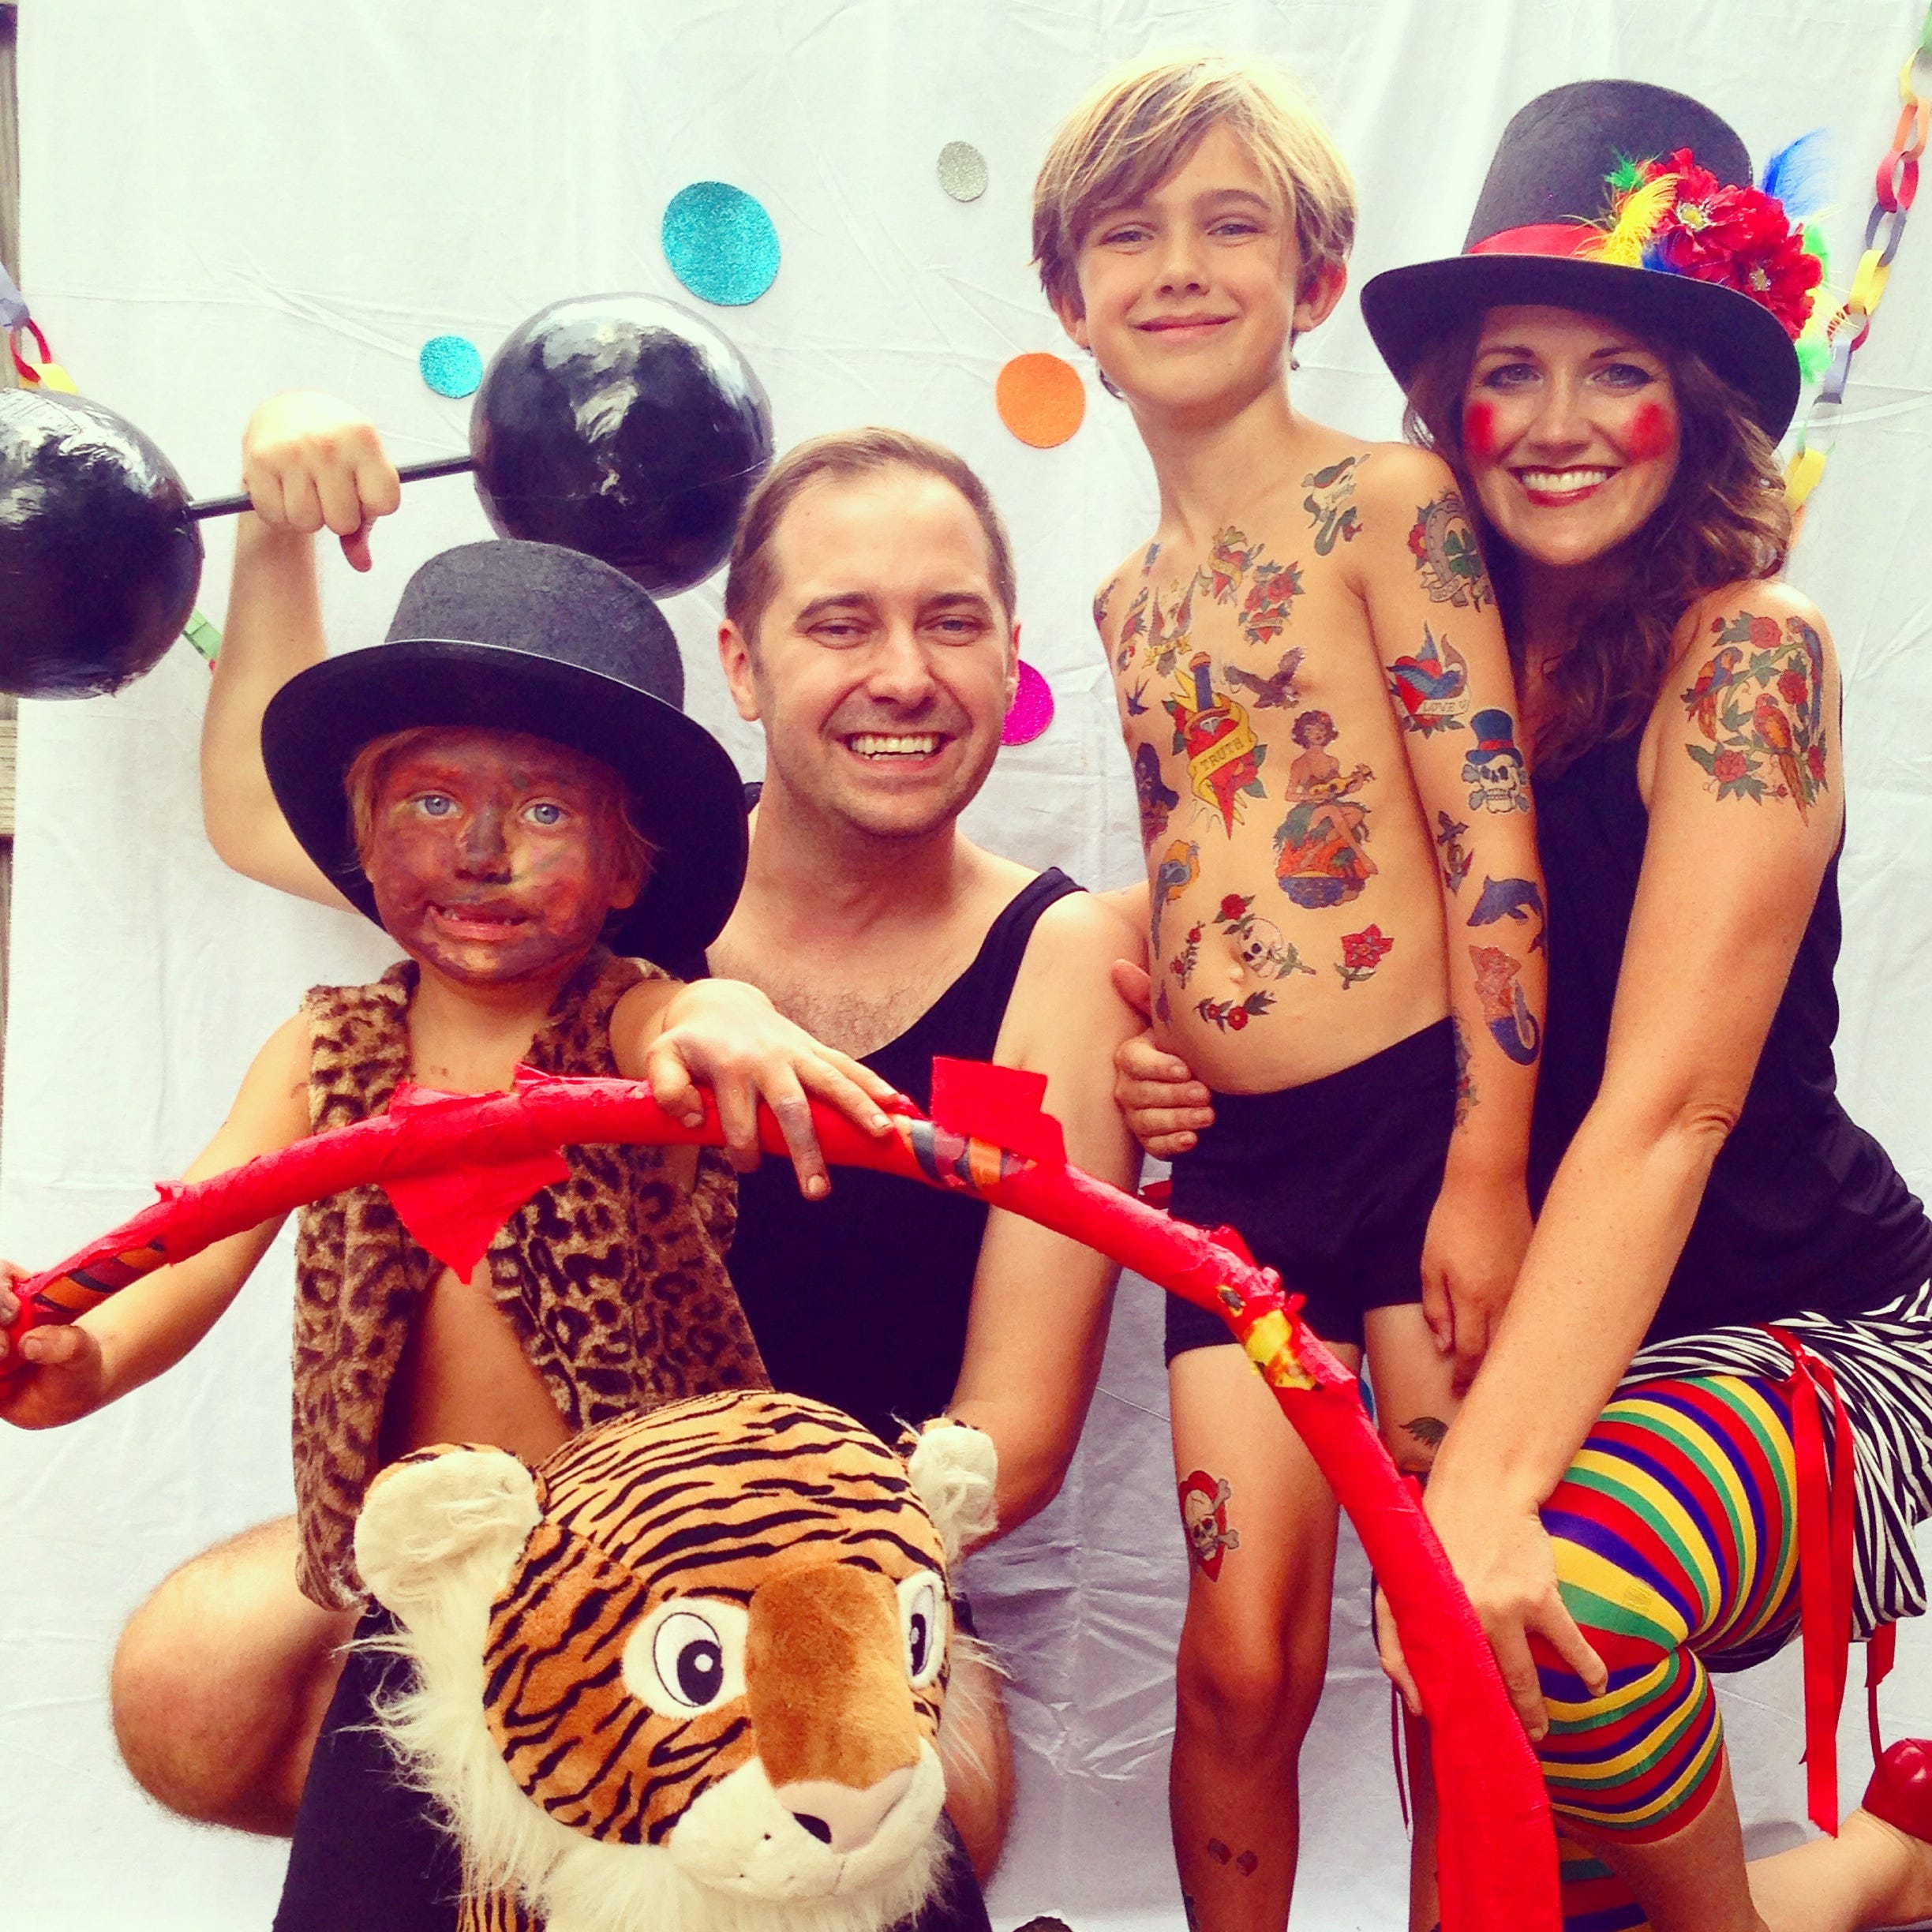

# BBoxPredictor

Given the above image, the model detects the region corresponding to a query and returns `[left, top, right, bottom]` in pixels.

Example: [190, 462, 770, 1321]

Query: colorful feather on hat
[1759, 129, 1834, 223]
[1761, 130, 1838, 385]
[1579, 165, 1679, 266]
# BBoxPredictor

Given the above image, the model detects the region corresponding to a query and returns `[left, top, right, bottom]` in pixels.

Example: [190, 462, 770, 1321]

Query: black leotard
[726, 870, 1080, 1442]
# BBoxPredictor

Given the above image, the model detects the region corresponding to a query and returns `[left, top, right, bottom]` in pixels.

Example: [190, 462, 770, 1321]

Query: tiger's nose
[774, 1766, 915, 1853]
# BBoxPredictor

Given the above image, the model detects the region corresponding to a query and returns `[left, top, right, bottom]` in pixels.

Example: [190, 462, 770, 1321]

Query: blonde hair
[723, 428, 1017, 646]
[1032, 51, 1356, 320]
[343, 726, 656, 882]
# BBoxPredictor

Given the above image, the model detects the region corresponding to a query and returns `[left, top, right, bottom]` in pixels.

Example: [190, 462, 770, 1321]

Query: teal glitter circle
[661, 182, 780, 306]
[418, 334, 482, 398]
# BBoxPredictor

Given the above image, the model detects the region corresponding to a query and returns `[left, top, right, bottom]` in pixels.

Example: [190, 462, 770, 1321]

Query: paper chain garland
[1786, 5, 1932, 513]
[3, 1058, 1562, 1932]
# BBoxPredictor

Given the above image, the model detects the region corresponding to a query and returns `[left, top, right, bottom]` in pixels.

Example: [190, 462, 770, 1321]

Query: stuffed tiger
[354, 1387, 998, 1932]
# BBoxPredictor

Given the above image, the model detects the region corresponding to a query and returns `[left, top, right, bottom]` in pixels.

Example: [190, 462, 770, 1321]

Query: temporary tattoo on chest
[1273, 710, 1377, 908]
[1303, 457, 1362, 556]
[1467, 874, 1545, 950]
[1435, 811, 1473, 893]
[1681, 612, 1829, 818]
[1125, 679, 1150, 716]
[1204, 526, 1263, 601]
[1135, 742, 1180, 848]
[1241, 559, 1303, 646]
[1335, 924, 1394, 990]
[1179, 1470, 1241, 1579]
[1450, 1014, 1477, 1126]
[1166, 655, 1268, 835]
[1152, 838, 1201, 955]
[1469, 943, 1541, 1065]
[1194, 988, 1276, 1032]
[1408, 491, 1492, 610]
[1386, 625, 1471, 736]
[1213, 893, 1316, 980]
[1092, 579, 1114, 634]
[1222, 647, 1304, 710]
[1462, 709, 1530, 814]
[1115, 584, 1151, 672]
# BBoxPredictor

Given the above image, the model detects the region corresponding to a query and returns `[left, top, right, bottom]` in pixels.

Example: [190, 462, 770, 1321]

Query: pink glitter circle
[1002, 660, 1054, 746]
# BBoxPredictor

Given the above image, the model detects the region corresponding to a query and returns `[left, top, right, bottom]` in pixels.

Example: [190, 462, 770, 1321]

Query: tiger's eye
[676, 1637, 724, 1704]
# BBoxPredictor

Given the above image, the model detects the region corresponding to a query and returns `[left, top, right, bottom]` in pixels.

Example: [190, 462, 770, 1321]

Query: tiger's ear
[355, 1443, 542, 1621]
[905, 1420, 998, 1569]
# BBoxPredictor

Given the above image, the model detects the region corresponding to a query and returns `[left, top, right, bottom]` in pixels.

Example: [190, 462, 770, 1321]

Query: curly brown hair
[1402, 320, 1792, 777]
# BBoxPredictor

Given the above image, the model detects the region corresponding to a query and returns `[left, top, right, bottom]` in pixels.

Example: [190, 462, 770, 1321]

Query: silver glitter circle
[937, 141, 988, 203]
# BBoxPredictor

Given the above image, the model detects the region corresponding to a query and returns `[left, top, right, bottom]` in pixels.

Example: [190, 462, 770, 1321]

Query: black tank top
[1530, 731, 1931, 1341]
[726, 870, 1082, 1442]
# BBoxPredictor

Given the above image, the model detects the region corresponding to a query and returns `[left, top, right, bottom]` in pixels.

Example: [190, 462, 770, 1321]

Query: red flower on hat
[1644, 148, 1822, 340]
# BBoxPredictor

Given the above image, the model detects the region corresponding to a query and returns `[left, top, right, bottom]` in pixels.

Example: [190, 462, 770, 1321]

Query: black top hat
[263, 539, 747, 969]
[1361, 81, 1818, 437]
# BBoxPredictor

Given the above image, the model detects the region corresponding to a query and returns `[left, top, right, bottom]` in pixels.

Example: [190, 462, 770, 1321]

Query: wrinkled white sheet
[2, 2, 1929, 1926]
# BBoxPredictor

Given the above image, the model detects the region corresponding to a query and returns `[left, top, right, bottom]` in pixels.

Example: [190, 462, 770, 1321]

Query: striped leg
[1558, 1828, 1652, 1932]
[1535, 1377, 1802, 1844]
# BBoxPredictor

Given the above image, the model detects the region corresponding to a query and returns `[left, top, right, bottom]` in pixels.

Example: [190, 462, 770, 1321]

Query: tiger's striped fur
[358, 1388, 991, 1932]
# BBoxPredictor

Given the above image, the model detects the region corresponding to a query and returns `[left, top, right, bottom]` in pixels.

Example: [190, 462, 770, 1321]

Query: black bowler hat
[1361, 81, 1821, 437]
[263, 539, 747, 968]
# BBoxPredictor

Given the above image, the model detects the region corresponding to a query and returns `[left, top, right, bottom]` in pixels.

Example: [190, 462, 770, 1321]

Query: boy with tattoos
[1033, 54, 1545, 1932]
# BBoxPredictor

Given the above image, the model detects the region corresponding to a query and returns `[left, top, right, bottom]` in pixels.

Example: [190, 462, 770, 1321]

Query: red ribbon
[8, 318, 51, 384]
[1767, 1326, 1857, 1834]
[1867, 1619, 1898, 1766]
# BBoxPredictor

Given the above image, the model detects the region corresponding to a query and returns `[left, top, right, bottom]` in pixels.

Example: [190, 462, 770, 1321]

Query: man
[118, 398, 1140, 1888]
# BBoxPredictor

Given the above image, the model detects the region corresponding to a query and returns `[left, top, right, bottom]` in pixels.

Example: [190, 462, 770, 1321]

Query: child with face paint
[0, 538, 901, 1928]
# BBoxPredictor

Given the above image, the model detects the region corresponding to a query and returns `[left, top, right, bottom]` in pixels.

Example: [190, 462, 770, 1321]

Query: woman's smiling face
[1461, 305, 1681, 571]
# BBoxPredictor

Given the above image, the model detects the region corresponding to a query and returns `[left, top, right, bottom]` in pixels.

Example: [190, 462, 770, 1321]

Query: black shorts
[1163, 1017, 1456, 1357]
[275, 1606, 993, 1932]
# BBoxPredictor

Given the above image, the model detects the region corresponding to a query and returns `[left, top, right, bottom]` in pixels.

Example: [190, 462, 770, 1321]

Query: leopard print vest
[290, 947, 768, 1608]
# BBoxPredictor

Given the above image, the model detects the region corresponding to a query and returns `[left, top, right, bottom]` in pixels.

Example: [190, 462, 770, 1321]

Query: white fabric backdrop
[2, 3, 1929, 1926]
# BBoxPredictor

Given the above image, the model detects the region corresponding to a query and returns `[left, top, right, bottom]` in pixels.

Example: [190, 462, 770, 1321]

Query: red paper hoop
[5, 1061, 1557, 1930]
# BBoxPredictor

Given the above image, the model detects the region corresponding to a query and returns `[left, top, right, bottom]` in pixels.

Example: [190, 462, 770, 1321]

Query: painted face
[363, 728, 642, 987]
[724, 468, 1017, 842]
[1462, 305, 1681, 571]
[1065, 122, 1324, 417]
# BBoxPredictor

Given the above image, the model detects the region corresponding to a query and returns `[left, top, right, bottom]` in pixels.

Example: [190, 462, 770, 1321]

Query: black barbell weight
[0, 292, 773, 700]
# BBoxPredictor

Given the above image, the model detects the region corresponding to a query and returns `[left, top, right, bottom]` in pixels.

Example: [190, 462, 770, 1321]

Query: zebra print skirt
[1620, 1275, 1932, 1645]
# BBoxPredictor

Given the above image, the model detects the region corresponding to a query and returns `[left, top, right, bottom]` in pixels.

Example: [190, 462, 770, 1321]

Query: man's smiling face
[724, 467, 1018, 841]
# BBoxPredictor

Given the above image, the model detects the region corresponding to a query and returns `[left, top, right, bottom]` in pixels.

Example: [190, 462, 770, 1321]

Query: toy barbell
[0, 292, 773, 699]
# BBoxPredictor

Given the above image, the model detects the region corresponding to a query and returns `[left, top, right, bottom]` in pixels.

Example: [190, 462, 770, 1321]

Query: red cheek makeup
[1624, 400, 1678, 462]
[1462, 399, 1501, 462]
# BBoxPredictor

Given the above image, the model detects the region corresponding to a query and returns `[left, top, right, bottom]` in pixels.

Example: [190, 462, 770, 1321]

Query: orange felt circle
[996, 352, 1086, 447]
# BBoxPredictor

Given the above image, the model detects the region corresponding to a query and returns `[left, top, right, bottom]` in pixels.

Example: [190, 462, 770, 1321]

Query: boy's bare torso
[1100, 430, 1481, 1094]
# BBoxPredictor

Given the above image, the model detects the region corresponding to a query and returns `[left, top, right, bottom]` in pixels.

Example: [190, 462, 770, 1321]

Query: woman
[1121, 80, 1932, 1932]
